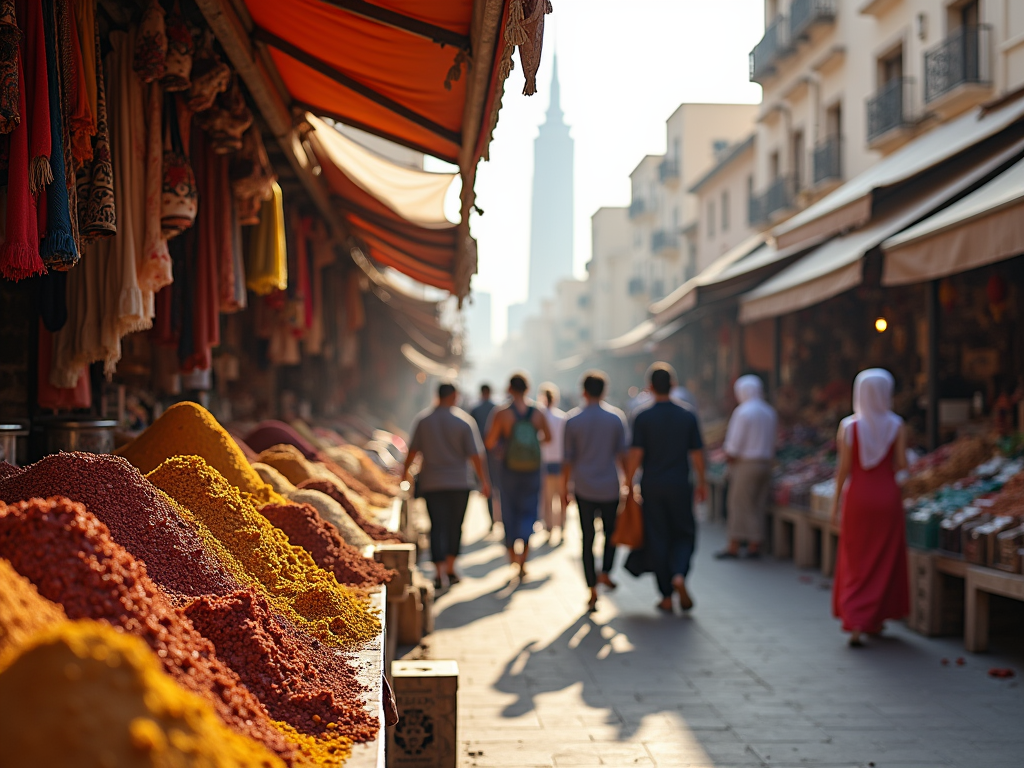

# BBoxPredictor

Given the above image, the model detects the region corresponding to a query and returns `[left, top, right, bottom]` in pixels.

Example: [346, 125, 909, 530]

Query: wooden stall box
[388, 661, 459, 768]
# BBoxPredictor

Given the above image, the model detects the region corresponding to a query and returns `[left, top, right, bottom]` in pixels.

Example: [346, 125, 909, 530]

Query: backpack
[505, 406, 541, 472]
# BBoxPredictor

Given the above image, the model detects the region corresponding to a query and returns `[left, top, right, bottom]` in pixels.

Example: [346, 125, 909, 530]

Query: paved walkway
[408, 496, 1023, 768]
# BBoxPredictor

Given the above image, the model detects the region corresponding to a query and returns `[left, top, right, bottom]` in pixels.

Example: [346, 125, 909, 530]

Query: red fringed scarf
[18, 0, 50, 194]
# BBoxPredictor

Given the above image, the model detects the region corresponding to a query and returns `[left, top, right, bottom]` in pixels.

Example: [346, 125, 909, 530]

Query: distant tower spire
[545, 53, 563, 124]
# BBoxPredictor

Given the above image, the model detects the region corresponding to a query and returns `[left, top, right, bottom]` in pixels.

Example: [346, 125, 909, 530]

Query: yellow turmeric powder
[117, 402, 284, 506]
[147, 456, 379, 645]
[0, 620, 287, 768]
[0, 558, 68, 660]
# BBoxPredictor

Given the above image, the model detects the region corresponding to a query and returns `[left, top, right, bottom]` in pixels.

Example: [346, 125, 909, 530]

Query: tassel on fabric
[28, 154, 51, 194]
[505, 0, 528, 46]
[0, 241, 46, 280]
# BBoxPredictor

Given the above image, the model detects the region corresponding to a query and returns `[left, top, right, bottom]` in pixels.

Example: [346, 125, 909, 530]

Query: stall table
[906, 549, 967, 637]
[350, 588, 387, 768]
[964, 566, 1024, 652]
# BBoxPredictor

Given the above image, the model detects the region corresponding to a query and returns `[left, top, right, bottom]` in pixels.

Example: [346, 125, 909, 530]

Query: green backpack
[505, 406, 541, 472]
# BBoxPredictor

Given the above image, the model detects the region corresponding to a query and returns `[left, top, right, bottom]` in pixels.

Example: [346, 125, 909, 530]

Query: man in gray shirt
[404, 382, 491, 589]
[562, 371, 628, 612]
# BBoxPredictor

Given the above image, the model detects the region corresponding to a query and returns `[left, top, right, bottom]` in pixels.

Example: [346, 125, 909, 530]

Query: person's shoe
[672, 575, 694, 611]
[597, 573, 618, 591]
[744, 550, 761, 560]
[656, 597, 674, 613]
[447, 572, 461, 585]
[714, 550, 739, 560]
[587, 594, 598, 613]
[433, 576, 446, 591]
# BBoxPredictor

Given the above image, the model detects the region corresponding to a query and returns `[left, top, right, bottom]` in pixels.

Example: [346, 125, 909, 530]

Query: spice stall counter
[907, 548, 968, 637]
[350, 588, 387, 768]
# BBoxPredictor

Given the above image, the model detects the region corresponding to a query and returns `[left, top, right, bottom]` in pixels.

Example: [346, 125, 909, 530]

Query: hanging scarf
[246, 181, 287, 295]
[218, 146, 245, 312]
[78, 13, 113, 239]
[20, 0, 51, 194]
[133, 0, 165, 83]
[0, 0, 20, 135]
[182, 128, 221, 373]
[139, 80, 171, 291]
[72, 0, 96, 116]
[160, 92, 197, 238]
[0, 50, 44, 280]
[38, 0, 79, 268]
[66, 1, 93, 164]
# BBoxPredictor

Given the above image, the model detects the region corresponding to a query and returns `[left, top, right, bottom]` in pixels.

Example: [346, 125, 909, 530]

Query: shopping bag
[611, 492, 643, 549]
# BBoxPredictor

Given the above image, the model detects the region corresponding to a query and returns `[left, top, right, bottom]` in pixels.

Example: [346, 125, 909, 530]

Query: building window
[721, 190, 730, 232]
[707, 200, 715, 238]
[792, 129, 804, 193]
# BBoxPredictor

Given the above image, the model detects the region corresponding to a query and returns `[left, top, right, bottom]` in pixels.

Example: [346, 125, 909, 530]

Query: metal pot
[0, 424, 28, 465]
[38, 418, 118, 456]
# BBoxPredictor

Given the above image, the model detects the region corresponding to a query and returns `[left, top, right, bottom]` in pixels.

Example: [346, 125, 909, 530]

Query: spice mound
[254, 461, 298, 495]
[0, 558, 68, 659]
[0, 496, 296, 761]
[261, 502, 393, 586]
[147, 456, 380, 645]
[0, 461, 21, 482]
[258, 443, 338, 488]
[246, 420, 320, 459]
[0, 620, 287, 768]
[0, 452, 240, 599]
[316, 453, 393, 508]
[327, 444, 400, 497]
[299, 479, 404, 543]
[287, 488, 375, 550]
[117, 401, 281, 505]
[183, 589, 377, 742]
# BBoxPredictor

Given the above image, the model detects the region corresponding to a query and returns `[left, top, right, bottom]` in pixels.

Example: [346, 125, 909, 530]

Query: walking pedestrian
[562, 371, 628, 612]
[537, 383, 567, 544]
[485, 373, 550, 578]
[404, 382, 491, 590]
[717, 375, 777, 560]
[830, 369, 909, 647]
[625, 363, 707, 614]
[469, 383, 502, 531]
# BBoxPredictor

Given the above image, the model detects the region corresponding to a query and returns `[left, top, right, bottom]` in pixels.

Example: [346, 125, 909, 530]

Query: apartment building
[748, 0, 1024, 229]
[588, 206, 633, 345]
[689, 135, 759, 271]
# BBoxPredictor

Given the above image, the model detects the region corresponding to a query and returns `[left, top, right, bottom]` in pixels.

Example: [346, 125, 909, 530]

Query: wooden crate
[396, 585, 423, 647]
[906, 550, 967, 637]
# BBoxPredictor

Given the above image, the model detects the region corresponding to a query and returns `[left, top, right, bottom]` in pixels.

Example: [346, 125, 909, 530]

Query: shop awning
[739, 139, 1024, 324]
[400, 343, 459, 379]
[772, 93, 1024, 250]
[882, 156, 1024, 285]
[599, 319, 658, 357]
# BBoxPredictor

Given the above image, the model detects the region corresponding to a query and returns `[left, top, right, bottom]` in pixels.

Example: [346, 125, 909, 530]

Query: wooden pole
[927, 279, 940, 451]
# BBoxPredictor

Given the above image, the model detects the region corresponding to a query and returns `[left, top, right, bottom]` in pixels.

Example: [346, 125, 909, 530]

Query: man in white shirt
[718, 375, 777, 560]
[537, 383, 567, 544]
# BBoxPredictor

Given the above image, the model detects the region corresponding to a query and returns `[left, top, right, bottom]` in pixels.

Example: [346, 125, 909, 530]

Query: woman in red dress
[830, 369, 909, 647]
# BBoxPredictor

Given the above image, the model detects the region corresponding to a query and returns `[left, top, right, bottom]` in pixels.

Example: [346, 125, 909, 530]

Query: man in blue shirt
[469, 384, 500, 531]
[562, 371, 629, 613]
[626, 363, 707, 614]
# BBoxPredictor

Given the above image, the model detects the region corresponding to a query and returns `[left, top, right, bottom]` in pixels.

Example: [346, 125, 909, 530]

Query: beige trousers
[727, 459, 773, 544]
[541, 472, 565, 531]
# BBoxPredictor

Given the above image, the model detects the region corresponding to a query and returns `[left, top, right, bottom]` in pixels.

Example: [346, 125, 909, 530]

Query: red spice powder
[260, 502, 394, 587]
[182, 589, 379, 742]
[0, 462, 21, 481]
[297, 480, 405, 544]
[0, 497, 297, 763]
[0, 453, 240, 599]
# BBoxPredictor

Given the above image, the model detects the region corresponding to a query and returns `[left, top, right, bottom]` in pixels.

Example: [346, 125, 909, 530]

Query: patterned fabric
[78, 13, 114, 240]
[133, 0, 165, 83]
[187, 29, 229, 112]
[159, 2, 192, 92]
[0, 0, 20, 135]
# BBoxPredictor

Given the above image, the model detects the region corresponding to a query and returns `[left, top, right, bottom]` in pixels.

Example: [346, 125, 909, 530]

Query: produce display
[901, 435, 994, 498]
[0, 402, 404, 766]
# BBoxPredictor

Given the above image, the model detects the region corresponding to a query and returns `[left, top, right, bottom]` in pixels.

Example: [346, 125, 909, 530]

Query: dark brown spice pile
[0, 452, 239, 598]
[260, 501, 394, 586]
[0, 462, 22, 482]
[0, 496, 297, 763]
[297, 480, 405, 543]
[183, 589, 379, 742]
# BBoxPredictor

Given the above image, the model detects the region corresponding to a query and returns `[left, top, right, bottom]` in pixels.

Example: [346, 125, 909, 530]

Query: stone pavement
[405, 496, 1023, 768]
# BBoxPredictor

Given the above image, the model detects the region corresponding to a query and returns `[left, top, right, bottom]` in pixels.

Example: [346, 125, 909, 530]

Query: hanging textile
[77, 13, 114, 239]
[218, 157, 246, 312]
[501, 0, 552, 96]
[51, 28, 151, 387]
[38, 0, 79, 269]
[303, 220, 333, 356]
[139, 81, 171, 290]
[229, 125, 275, 224]
[159, 2, 192, 92]
[133, 0, 165, 83]
[65, 1, 93, 164]
[0, 0, 20, 135]
[72, 0, 96, 116]
[182, 128, 222, 373]
[0, 49, 44, 280]
[20, 0, 51, 195]
[188, 29, 229, 112]
[196, 73, 251, 154]
[245, 180, 287, 295]
[37, 321, 90, 409]
[160, 92, 197, 238]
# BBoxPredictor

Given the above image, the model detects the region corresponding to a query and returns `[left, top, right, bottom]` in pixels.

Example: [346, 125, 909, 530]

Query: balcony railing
[650, 279, 665, 300]
[627, 277, 645, 296]
[924, 25, 991, 104]
[749, 15, 787, 83]
[651, 229, 679, 254]
[658, 158, 680, 184]
[867, 77, 914, 144]
[749, 176, 794, 225]
[812, 135, 842, 186]
[629, 198, 648, 219]
[789, 0, 836, 41]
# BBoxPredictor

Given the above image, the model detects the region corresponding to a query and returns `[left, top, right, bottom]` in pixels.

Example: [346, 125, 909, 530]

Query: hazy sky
[461, 0, 766, 343]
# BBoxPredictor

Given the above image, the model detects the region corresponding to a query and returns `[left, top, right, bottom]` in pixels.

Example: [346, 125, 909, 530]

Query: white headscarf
[841, 369, 903, 470]
[734, 375, 764, 404]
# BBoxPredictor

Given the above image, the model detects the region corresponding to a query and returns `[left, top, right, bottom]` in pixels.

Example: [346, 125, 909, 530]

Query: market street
[415, 497, 1023, 768]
